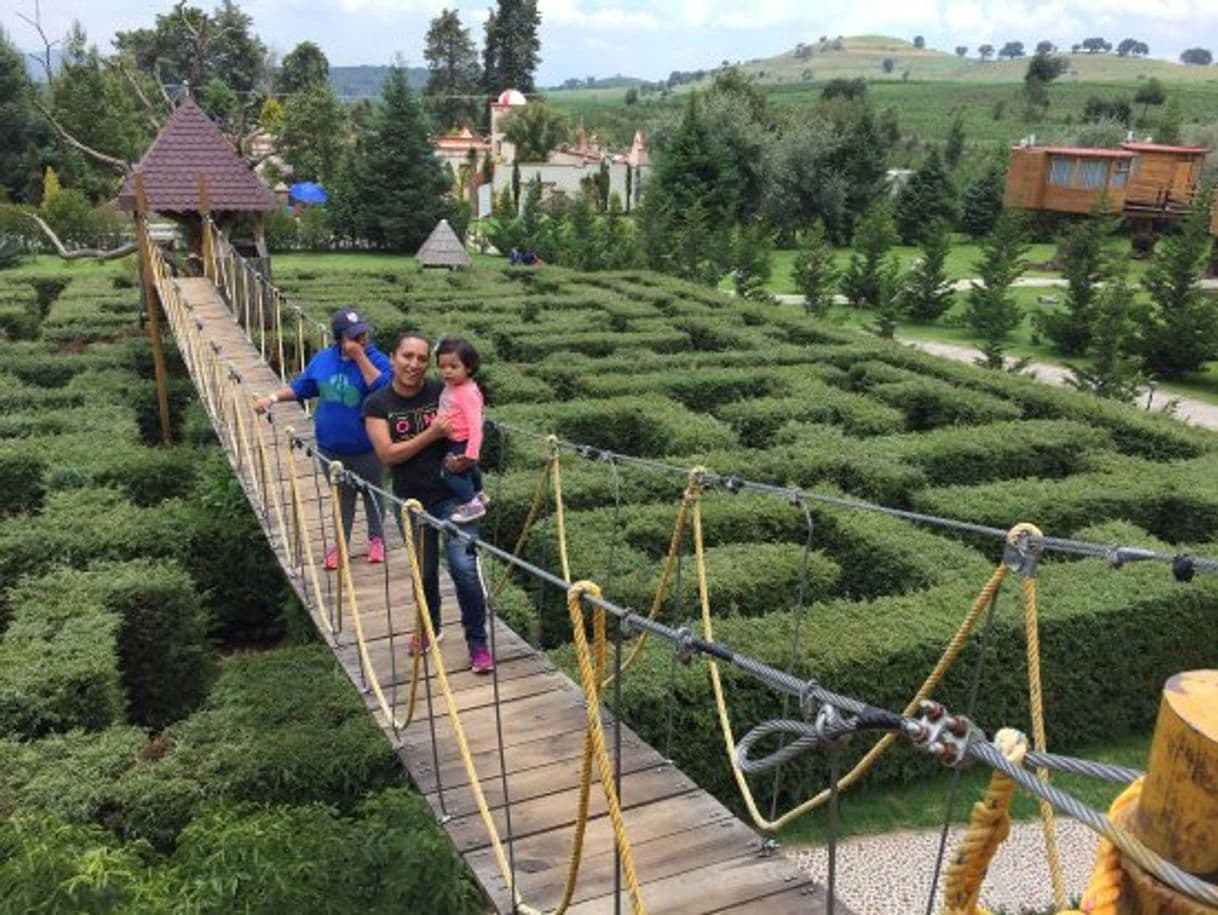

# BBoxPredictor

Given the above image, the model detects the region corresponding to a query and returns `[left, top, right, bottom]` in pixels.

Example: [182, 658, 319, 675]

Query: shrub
[116, 646, 400, 848]
[868, 378, 1024, 429]
[0, 449, 44, 515]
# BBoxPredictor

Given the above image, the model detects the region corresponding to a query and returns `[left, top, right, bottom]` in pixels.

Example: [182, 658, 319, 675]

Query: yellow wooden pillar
[197, 173, 213, 281]
[1117, 670, 1218, 914]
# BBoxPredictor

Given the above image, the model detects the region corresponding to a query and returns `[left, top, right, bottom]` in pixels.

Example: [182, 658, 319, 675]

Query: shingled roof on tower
[118, 97, 275, 214]
[415, 219, 471, 269]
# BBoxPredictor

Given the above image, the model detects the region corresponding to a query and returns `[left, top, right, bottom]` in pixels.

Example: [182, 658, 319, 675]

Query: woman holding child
[363, 332, 494, 674]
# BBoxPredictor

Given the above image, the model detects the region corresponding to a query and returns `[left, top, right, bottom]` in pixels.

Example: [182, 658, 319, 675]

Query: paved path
[789, 818, 1100, 914]
[772, 287, 1218, 432]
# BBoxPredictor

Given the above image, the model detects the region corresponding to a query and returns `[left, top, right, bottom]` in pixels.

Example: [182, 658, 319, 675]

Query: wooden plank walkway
[171, 276, 839, 914]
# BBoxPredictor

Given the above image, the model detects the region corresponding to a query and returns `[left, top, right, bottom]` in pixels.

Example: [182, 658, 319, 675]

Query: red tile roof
[119, 98, 275, 213]
[1039, 146, 1136, 158]
[1121, 141, 1210, 155]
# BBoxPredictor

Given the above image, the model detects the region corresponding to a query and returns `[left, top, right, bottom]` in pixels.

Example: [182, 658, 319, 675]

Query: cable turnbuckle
[908, 701, 978, 769]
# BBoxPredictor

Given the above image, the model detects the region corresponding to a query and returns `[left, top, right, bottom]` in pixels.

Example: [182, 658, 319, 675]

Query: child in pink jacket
[435, 337, 488, 523]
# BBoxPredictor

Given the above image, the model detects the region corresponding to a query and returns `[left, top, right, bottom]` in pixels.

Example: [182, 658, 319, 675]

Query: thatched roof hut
[415, 219, 471, 269]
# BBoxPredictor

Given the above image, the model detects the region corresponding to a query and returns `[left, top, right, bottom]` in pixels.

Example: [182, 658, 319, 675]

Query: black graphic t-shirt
[363, 379, 448, 508]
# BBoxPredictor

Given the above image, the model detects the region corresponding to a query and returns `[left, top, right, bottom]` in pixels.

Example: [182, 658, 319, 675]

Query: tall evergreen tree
[1040, 205, 1117, 355]
[0, 28, 48, 203]
[1141, 185, 1217, 378]
[1066, 273, 1144, 401]
[899, 220, 954, 322]
[961, 163, 1005, 238]
[837, 107, 888, 239]
[893, 149, 958, 244]
[944, 113, 966, 168]
[791, 222, 839, 316]
[842, 200, 897, 307]
[965, 212, 1029, 368]
[424, 9, 481, 130]
[344, 68, 452, 251]
[482, 0, 541, 93]
[730, 219, 774, 301]
[651, 95, 739, 230]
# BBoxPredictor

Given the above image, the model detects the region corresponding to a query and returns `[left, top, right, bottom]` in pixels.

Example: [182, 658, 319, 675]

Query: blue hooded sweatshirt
[290, 344, 392, 454]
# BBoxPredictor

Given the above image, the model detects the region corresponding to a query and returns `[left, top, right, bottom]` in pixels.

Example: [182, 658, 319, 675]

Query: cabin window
[1110, 159, 1131, 189]
[1048, 157, 1074, 186]
[1079, 160, 1108, 189]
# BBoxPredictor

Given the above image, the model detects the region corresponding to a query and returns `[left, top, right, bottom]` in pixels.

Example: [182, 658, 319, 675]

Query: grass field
[549, 36, 1218, 152]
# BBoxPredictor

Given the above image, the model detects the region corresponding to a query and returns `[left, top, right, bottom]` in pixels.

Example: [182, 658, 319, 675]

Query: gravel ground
[788, 818, 1099, 915]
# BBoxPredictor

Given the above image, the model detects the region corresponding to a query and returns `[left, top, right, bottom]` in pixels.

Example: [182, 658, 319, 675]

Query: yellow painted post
[1119, 670, 1218, 914]
[134, 172, 173, 445]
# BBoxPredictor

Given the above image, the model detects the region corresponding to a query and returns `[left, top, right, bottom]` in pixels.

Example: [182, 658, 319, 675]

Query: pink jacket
[439, 380, 484, 459]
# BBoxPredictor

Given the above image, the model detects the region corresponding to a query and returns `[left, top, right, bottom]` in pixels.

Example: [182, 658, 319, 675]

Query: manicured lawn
[780, 732, 1149, 844]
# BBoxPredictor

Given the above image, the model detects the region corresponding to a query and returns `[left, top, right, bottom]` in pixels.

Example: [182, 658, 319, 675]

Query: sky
[3, 0, 1216, 85]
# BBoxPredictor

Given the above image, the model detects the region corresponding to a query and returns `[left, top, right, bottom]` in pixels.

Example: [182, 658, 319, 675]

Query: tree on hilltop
[1180, 47, 1213, 66]
[1035, 40, 1055, 54]
[424, 9, 481, 130]
[913, 35, 926, 49]
[1080, 37, 1112, 53]
[1116, 38, 1149, 57]
[978, 44, 994, 61]
[998, 41, 1025, 59]
[955, 46, 968, 57]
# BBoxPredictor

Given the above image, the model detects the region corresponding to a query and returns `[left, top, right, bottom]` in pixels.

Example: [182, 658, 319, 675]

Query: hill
[713, 35, 1218, 86]
[328, 65, 427, 99]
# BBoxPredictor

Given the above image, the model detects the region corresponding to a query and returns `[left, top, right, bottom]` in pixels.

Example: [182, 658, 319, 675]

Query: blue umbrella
[289, 181, 328, 205]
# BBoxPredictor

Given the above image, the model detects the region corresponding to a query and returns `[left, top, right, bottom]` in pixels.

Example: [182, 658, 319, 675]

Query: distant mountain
[328, 65, 427, 99]
[547, 74, 646, 91]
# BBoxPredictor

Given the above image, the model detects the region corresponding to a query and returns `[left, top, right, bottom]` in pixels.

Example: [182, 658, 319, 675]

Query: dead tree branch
[34, 100, 133, 175]
[110, 59, 165, 130]
[25, 212, 138, 261]
[16, 2, 60, 88]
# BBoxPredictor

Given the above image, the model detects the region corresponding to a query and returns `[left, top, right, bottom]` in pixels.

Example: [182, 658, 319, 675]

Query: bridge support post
[1121, 670, 1218, 914]
[134, 171, 173, 446]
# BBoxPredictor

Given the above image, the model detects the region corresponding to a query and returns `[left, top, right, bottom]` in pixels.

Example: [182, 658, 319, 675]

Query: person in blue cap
[255, 308, 392, 568]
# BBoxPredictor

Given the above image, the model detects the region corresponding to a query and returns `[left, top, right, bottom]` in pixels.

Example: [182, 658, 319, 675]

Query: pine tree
[1141, 184, 1217, 378]
[898, 220, 954, 322]
[870, 259, 902, 338]
[482, 0, 541, 93]
[791, 222, 839, 316]
[1066, 273, 1144, 401]
[730, 220, 774, 301]
[965, 212, 1029, 368]
[424, 10, 481, 130]
[961, 163, 1005, 238]
[651, 95, 739, 230]
[944, 114, 966, 169]
[0, 29, 47, 202]
[893, 149, 959, 244]
[345, 68, 452, 251]
[841, 201, 897, 307]
[1040, 205, 1117, 355]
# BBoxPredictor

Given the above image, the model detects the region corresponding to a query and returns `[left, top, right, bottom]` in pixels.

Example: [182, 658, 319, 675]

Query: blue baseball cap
[331, 308, 370, 341]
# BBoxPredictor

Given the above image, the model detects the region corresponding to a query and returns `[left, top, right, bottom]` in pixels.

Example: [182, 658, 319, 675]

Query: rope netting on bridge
[135, 213, 1218, 915]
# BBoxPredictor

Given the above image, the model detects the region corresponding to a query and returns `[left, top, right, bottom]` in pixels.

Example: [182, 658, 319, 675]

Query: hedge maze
[278, 263, 1218, 812]
[0, 266, 482, 912]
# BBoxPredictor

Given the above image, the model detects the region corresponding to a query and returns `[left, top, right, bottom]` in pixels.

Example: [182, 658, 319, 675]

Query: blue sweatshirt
[289, 344, 392, 454]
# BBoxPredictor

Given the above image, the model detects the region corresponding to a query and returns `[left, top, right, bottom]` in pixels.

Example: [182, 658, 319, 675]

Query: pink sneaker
[367, 536, 385, 564]
[323, 546, 338, 570]
[408, 629, 443, 657]
[470, 646, 495, 674]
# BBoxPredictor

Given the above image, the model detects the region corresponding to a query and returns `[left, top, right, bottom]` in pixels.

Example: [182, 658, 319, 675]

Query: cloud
[540, 0, 662, 29]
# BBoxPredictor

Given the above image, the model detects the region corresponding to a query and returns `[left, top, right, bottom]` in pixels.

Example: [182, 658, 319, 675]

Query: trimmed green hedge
[565, 530, 1218, 810]
[868, 378, 1024, 430]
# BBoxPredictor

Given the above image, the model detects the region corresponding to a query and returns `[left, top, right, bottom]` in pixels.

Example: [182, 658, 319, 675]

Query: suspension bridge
[131, 183, 1218, 915]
